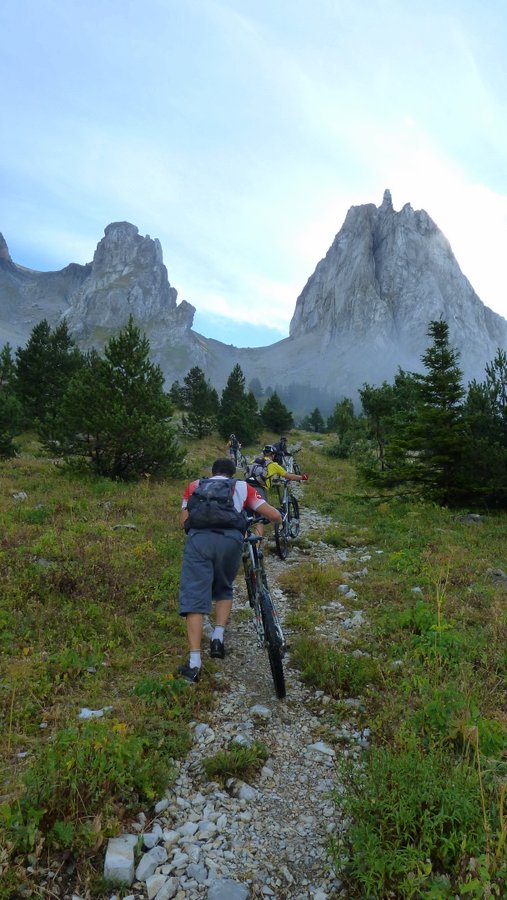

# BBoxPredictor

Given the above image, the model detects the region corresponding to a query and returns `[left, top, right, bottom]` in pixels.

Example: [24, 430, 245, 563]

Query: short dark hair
[212, 457, 236, 477]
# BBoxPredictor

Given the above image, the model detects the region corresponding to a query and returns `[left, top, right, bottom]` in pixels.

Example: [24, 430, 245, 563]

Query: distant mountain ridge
[1, 192, 506, 413]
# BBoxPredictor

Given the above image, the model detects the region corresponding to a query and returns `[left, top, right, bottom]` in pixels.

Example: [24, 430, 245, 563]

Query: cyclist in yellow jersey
[249, 445, 308, 536]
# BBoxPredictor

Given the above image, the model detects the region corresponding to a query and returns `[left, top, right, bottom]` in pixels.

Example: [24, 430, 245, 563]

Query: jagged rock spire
[380, 189, 393, 211]
[0, 233, 12, 263]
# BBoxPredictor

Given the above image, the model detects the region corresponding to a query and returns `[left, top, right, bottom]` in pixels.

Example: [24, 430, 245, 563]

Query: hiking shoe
[176, 663, 201, 683]
[210, 638, 225, 659]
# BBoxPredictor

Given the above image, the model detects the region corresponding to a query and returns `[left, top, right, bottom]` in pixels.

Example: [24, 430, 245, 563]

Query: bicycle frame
[242, 517, 287, 698]
[281, 448, 301, 474]
[242, 529, 266, 648]
[273, 478, 300, 559]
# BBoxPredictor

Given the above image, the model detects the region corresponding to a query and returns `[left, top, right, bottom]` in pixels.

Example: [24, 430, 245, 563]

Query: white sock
[212, 626, 225, 642]
[189, 651, 201, 669]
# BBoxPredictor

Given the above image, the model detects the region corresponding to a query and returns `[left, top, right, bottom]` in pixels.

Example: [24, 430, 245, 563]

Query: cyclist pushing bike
[226, 433, 242, 465]
[176, 457, 281, 684]
[245, 445, 308, 537]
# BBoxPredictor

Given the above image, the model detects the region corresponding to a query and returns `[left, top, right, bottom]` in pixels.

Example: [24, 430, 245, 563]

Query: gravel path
[119, 503, 370, 900]
[73, 502, 373, 900]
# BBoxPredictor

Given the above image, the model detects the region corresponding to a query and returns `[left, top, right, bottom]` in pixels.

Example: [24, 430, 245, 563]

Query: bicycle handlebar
[245, 514, 268, 526]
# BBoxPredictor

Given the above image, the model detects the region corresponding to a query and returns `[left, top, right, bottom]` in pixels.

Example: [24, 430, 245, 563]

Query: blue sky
[1, 0, 507, 347]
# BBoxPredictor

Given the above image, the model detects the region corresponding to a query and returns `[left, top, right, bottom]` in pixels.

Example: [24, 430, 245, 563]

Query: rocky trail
[95, 503, 375, 900]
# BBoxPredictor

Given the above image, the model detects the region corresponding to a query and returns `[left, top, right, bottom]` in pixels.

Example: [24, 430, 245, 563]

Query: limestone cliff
[1, 193, 506, 412]
[287, 190, 507, 388]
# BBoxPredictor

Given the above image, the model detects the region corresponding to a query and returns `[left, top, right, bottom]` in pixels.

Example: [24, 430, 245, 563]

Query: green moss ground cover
[0, 431, 505, 897]
[292, 441, 506, 897]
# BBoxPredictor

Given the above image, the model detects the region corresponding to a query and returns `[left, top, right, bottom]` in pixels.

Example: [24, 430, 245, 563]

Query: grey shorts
[178, 529, 244, 616]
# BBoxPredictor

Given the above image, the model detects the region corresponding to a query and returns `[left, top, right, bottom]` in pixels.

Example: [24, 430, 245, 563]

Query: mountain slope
[1, 192, 506, 410]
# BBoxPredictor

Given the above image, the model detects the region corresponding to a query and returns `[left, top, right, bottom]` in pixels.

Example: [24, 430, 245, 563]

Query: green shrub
[202, 741, 269, 785]
[3, 719, 174, 851]
[336, 741, 488, 897]
[290, 636, 379, 697]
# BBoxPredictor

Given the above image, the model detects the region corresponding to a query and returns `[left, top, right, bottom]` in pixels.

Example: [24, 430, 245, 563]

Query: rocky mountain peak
[0, 233, 12, 264]
[1, 194, 506, 413]
[287, 191, 507, 391]
[64, 222, 192, 345]
[379, 188, 393, 211]
[94, 221, 164, 271]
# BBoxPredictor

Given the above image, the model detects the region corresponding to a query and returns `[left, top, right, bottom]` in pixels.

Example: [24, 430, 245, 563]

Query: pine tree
[218, 364, 261, 443]
[359, 329, 465, 503]
[459, 348, 507, 506]
[261, 392, 294, 432]
[300, 407, 325, 432]
[180, 366, 219, 438]
[44, 318, 183, 479]
[248, 377, 264, 400]
[0, 345, 23, 457]
[0, 344, 16, 388]
[15, 319, 83, 427]
[360, 371, 421, 479]
[408, 319, 465, 502]
[485, 347, 507, 443]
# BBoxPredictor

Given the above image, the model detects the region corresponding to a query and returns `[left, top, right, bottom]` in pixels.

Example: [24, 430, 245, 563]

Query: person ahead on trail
[226, 433, 241, 465]
[176, 457, 281, 683]
[245, 445, 308, 536]
[273, 436, 289, 465]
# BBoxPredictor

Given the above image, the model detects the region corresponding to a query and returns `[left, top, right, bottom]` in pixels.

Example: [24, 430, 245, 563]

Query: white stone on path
[153, 877, 179, 900]
[135, 845, 168, 882]
[207, 879, 250, 900]
[307, 741, 336, 757]
[146, 874, 168, 900]
[103, 834, 137, 885]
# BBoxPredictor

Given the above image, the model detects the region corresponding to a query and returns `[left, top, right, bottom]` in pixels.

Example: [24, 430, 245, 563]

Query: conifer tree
[300, 407, 325, 432]
[15, 319, 83, 427]
[218, 364, 261, 443]
[360, 370, 421, 477]
[44, 318, 182, 479]
[359, 326, 465, 503]
[180, 366, 219, 438]
[0, 343, 16, 388]
[408, 319, 465, 501]
[0, 344, 23, 457]
[459, 348, 507, 505]
[261, 391, 294, 432]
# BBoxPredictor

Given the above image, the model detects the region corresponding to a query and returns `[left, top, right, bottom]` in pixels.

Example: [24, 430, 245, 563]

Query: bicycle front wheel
[260, 588, 286, 699]
[274, 517, 288, 559]
[288, 495, 300, 538]
[292, 460, 301, 475]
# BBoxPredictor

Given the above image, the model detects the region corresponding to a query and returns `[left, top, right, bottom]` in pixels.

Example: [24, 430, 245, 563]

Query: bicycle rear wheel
[260, 588, 286, 699]
[274, 517, 288, 559]
[288, 495, 300, 538]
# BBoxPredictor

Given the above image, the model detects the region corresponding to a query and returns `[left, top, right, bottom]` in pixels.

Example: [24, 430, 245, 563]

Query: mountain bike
[282, 448, 302, 475]
[273, 478, 300, 560]
[237, 449, 248, 469]
[242, 517, 287, 698]
[290, 448, 302, 475]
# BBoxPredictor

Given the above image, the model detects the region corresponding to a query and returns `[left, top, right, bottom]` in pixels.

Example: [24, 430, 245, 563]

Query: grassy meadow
[0, 431, 505, 897]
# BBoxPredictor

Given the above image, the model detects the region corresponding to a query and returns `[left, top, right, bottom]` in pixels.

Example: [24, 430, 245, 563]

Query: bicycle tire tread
[274, 521, 288, 559]
[260, 588, 286, 699]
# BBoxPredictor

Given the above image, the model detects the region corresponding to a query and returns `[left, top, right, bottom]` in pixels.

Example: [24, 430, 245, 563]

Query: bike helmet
[230, 433, 236, 438]
[263, 444, 276, 455]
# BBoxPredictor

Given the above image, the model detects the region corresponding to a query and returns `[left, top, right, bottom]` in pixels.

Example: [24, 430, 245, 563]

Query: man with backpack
[226, 433, 241, 465]
[273, 436, 288, 466]
[245, 445, 309, 536]
[176, 457, 282, 683]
